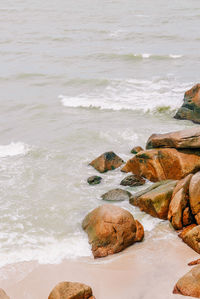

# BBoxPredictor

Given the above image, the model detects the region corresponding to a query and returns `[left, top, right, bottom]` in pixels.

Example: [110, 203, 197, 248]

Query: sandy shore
[0, 233, 198, 299]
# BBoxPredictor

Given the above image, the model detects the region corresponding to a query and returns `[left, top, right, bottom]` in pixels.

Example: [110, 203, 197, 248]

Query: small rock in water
[87, 176, 102, 185]
[48, 281, 95, 299]
[101, 188, 132, 201]
[131, 146, 144, 154]
[89, 151, 124, 173]
[120, 174, 145, 187]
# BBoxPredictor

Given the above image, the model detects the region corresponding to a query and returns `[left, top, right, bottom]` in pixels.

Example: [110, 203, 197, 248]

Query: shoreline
[0, 234, 198, 299]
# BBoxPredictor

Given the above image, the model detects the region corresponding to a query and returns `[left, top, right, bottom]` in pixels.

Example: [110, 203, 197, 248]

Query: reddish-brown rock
[146, 127, 200, 149]
[178, 224, 197, 239]
[174, 83, 200, 124]
[120, 174, 145, 187]
[131, 146, 144, 154]
[0, 289, 10, 299]
[179, 225, 200, 254]
[173, 265, 200, 297]
[121, 148, 200, 182]
[48, 282, 95, 299]
[82, 204, 144, 258]
[168, 174, 192, 230]
[188, 258, 200, 266]
[89, 151, 124, 173]
[195, 213, 200, 225]
[189, 171, 200, 216]
[130, 180, 177, 219]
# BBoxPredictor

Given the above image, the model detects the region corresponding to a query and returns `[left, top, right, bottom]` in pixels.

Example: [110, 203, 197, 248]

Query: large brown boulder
[179, 225, 200, 254]
[174, 83, 200, 124]
[146, 127, 200, 149]
[48, 282, 95, 299]
[130, 180, 177, 219]
[89, 151, 124, 173]
[168, 174, 192, 230]
[173, 265, 200, 297]
[121, 148, 200, 182]
[82, 204, 144, 258]
[0, 289, 10, 299]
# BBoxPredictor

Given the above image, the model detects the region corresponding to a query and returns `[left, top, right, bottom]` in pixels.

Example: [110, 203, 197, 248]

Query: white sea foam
[141, 53, 151, 58]
[169, 54, 183, 58]
[0, 233, 91, 268]
[60, 79, 192, 112]
[0, 142, 29, 158]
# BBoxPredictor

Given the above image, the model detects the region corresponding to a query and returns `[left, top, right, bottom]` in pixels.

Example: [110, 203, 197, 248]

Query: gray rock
[101, 188, 132, 201]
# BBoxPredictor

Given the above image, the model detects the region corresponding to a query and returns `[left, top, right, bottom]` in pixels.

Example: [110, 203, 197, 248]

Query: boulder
[0, 289, 10, 299]
[120, 174, 145, 187]
[183, 207, 193, 227]
[121, 148, 200, 182]
[178, 224, 197, 239]
[189, 171, 200, 216]
[101, 188, 132, 201]
[174, 83, 200, 124]
[87, 176, 102, 185]
[173, 265, 200, 297]
[146, 127, 200, 149]
[130, 180, 177, 219]
[179, 225, 200, 254]
[131, 146, 144, 154]
[82, 204, 144, 258]
[168, 174, 192, 230]
[48, 282, 95, 299]
[89, 151, 124, 173]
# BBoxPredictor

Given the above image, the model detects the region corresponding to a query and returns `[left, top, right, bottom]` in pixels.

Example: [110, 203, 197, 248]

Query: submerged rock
[174, 83, 200, 124]
[48, 281, 95, 299]
[121, 148, 200, 182]
[82, 204, 144, 258]
[146, 127, 200, 149]
[0, 289, 10, 299]
[87, 176, 102, 185]
[131, 146, 144, 154]
[101, 188, 132, 201]
[120, 174, 145, 187]
[130, 180, 177, 219]
[89, 151, 124, 173]
[173, 265, 200, 297]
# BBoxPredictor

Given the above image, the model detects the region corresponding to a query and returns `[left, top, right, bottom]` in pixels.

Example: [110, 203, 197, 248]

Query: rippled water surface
[0, 0, 199, 266]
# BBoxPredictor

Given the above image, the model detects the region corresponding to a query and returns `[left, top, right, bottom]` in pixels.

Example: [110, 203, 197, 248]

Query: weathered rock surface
[188, 258, 200, 266]
[121, 148, 200, 182]
[189, 171, 200, 216]
[168, 174, 192, 230]
[131, 146, 144, 154]
[120, 174, 145, 187]
[48, 281, 95, 299]
[146, 127, 200, 149]
[182, 207, 193, 227]
[173, 265, 200, 297]
[87, 176, 102, 185]
[0, 289, 10, 299]
[89, 151, 124, 173]
[130, 180, 177, 219]
[174, 83, 200, 124]
[101, 188, 132, 201]
[179, 225, 200, 254]
[82, 204, 144, 258]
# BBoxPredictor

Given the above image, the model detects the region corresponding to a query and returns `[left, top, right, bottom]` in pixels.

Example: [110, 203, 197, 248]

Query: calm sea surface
[0, 0, 199, 266]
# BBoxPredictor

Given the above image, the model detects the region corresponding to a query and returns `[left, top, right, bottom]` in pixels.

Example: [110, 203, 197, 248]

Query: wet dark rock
[120, 174, 145, 187]
[87, 176, 102, 185]
[101, 188, 132, 201]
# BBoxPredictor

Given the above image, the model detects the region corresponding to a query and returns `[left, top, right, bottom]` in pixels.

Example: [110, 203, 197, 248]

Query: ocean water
[0, 0, 199, 267]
